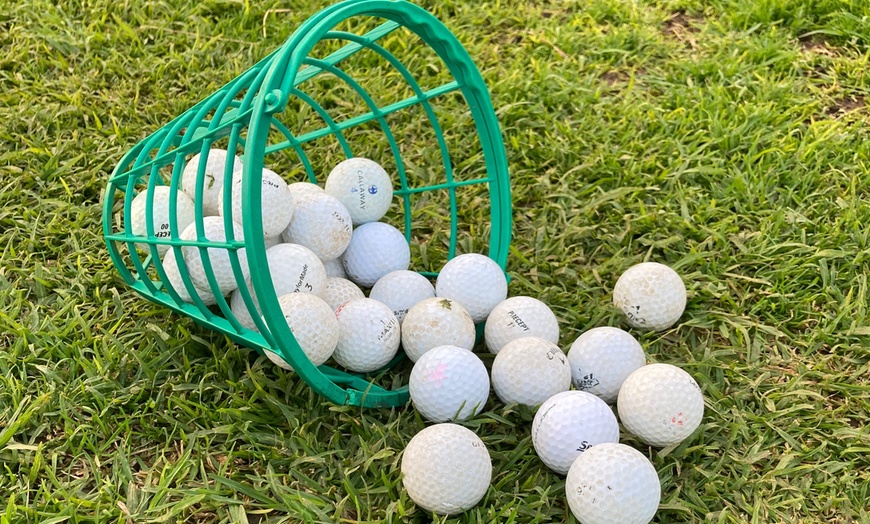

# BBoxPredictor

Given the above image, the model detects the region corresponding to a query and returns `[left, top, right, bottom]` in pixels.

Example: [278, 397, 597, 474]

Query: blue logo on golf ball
[368, 185, 378, 195]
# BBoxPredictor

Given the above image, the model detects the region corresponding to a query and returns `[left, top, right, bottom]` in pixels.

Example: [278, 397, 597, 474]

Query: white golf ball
[265, 292, 339, 370]
[401, 423, 491, 515]
[219, 167, 293, 240]
[409, 345, 489, 422]
[180, 217, 249, 296]
[435, 254, 507, 323]
[249, 243, 328, 307]
[567, 327, 646, 404]
[320, 277, 365, 311]
[369, 270, 435, 324]
[281, 192, 352, 261]
[181, 148, 243, 217]
[333, 298, 401, 372]
[325, 157, 393, 225]
[401, 297, 476, 363]
[342, 222, 410, 287]
[287, 181, 323, 201]
[230, 287, 260, 332]
[491, 337, 571, 407]
[566, 443, 661, 524]
[323, 257, 347, 279]
[130, 186, 196, 256]
[617, 363, 704, 447]
[161, 249, 218, 306]
[613, 262, 687, 331]
[532, 391, 620, 475]
[484, 296, 559, 354]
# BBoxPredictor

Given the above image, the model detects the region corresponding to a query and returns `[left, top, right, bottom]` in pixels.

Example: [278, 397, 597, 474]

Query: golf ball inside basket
[484, 296, 559, 354]
[281, 191, 352, 261]
[181, 148, 243, 217]
[369, 270, 435, 324]
[436, 254, 507, 324]
[532, 390, 620, 475]
[265, 292, 339, 370]
[333, 298, 401, 372]
[320, 277, 365, 311]
[230, 287, 260, 332]
[249, 243, 327, 307]
[409, 345, 490, 422]
[342, 222, 410, 287]
[567, 327, 646, 404]
[220, 167, 294, 240]
[130, 186, 196, 256]
[180, 216, 248, 296]
[491, 337, 571, 407]
[401, 423, 492, 515]
[161, 249, 218, 306]
[613, 262, 686, 331]
[566, 443, 661, 524]
[325, 157, 393, 225]
[617, 363, 704, 448]
[401, 297, 476, 363]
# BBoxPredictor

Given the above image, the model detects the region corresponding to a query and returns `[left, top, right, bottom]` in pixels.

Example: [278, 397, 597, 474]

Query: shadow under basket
[102, 0, 511, 408]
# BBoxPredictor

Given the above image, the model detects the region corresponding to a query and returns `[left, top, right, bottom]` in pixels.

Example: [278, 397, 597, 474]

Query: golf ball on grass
[369, 270, 435, 324]
[491, 337, 571, 408]
[180, 217, 249, 296]
[401, 423, 491, 515]
[342, 222, 410, 287]
[435, 254, 507, 323]
[325, 157, 393, 225]
[220, 167, 294, 240]
[567, 327, 646, 404]
[484, 296, 559, 354]
[181, 148, 243, 217]
[160, 249, 218, 306]
[265, 292, 340, 370]
[565, 442, 661, 524]
[320, 277, 365, 311]
[617, 363, 704, 448]
[333, 298, 401, 373]
[281, 192, 352, 261]
[401, 297, 476, 363]
[130, 186, 196, 256]
[409, 345, 490, 422]
[532, 391, 620, 475]
[613, 262, 686, 331]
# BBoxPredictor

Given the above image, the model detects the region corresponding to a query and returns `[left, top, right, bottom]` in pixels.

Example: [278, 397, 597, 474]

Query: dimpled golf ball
[484, 296, 559, 354]
[435, 254, 507, 324]
[230, 287, 260, 332]
[323, 257, 347, 279]
[220, 167, 294, 240]
[567, 327, 646, 404]
[181, 148, 243, 217]
[401, 297, 476, 362]
[325, 157, 393, 225]
[409, 345, 490, 422]
[180, 217, 248, 296]
[369, 270, 435, 324]
[613, 262, 687, 331]
[491, 337, 571, 407]
[287, 181, 323, 201]
[265, 292, 339, 370]
[532, 391, 620, 475]
[401, 423, 492, 515]
[333, 298, 401, 372]
[342, 222, 410, 287]
[130, 186, 196, 256]
[617, 363, 704, 447]
[161, 249, 218, 306]
[320, 277, 365, 311]
[281, 192, 352, 261]
[252, 243, 327, 306]
[566, 443, 661, 524]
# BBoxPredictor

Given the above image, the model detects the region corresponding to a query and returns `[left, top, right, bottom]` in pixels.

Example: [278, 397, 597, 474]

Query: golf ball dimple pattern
[325, 157, 393, 225]
[617, 363, 704, 447]
[287, 181, 323, 202]
[484, 296, 559, 354]
[221, 168, 294, 240]
[180, 217, 248, 296]
[532, 391, 620, 475]
[491, 337, 571, 407]
[401, 298, 476, 363]
[281, 192, 352, 261]
[369, 270, 435, 324]
[409, 345, 490, 422]
[567, 327, 646, 404]
[181, 148, 243, 217]
[613, 262, 687, 331]
[333, 298, 401, 372]
[130, 186, 196, 256]
[267, 293, 339, 369]
[321, 277, 365, 311]
[436, 254, 507, 324]
[401, 424, 492, 515]
[566, 443, 661, 524]
[161, 249, 218, 306]
[323, 257, 347, 279]
[342, 222, 410, 288]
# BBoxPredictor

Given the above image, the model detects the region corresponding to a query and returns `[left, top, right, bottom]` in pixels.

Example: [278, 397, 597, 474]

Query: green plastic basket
[102, 0, 511, 408]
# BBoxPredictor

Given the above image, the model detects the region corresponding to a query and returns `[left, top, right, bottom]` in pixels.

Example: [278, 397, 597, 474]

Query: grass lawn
[2, 0, 870, 522]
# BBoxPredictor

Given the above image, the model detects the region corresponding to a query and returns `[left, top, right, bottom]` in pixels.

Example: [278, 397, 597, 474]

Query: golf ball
[325, 157, 393, 225]
[180, 217, 248, 296]
[342, 222, 410, 287]
[401, 423, 491, 515]
[323, 257, 347, 279]
[220, 167, 294, 240]
[249, 243, 327, 307]
[617, 363, 704, 447]
[230, 287, 260, 332]
[333, 298, 401, 372]
[613, 262, 686, 331]
[130, 186, 196, 256]
[484, 296, 559, 354]
[320, 277, 365, 311]
[401, 297, 476, 362]
[532, 391, 620, 475]
[281, 192, 352, 261]
[265, 292, 339, 370]
[161, 248, 218, 306]
[567, 327, 646, 404]
[435, 254, 507, 324]
[491, 337, 571, 407]
[409, 345, 490, 422]
[565, 443, 661, 524]
[287, 181, 323, 201]
[181, 148, 243, 217]
[369, 270, 435, 324]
